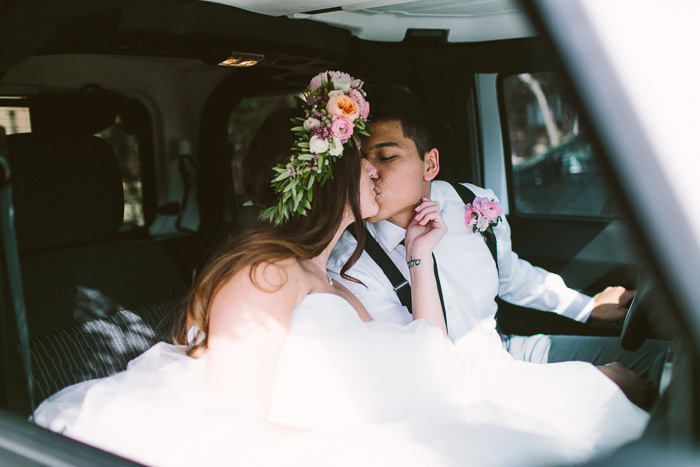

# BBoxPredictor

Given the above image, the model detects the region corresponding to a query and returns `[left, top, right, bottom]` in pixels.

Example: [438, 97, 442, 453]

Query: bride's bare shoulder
[218, 257, 309, 301]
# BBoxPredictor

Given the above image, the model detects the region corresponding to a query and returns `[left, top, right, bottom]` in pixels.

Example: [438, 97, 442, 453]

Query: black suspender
[358, 182, 499, 325]
[362, 230, 413, 314]
[450, 183, 499, 272]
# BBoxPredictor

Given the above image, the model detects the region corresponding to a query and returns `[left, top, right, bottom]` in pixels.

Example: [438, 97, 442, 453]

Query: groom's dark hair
[366, 86, 433, 160]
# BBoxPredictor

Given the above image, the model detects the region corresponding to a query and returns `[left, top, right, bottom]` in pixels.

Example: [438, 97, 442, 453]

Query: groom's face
[361, 120, 435, 228]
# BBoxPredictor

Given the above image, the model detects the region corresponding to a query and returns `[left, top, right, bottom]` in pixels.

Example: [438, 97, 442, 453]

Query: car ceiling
[209, 0, 535, 42]
[0, 0, 543, 88]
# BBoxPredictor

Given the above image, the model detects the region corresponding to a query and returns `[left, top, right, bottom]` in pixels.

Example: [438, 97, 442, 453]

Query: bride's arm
[405, 198, 448, 337]
[205, 259, 303, 416]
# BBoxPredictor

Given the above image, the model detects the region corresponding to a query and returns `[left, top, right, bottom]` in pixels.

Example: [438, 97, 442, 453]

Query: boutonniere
[465, 197, 503, 235]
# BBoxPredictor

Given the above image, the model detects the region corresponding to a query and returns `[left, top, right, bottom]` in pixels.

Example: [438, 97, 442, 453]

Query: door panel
[497, 215, 640, 336]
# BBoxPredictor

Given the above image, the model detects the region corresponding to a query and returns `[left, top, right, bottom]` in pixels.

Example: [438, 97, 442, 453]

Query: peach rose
[327, 93, 360, 121]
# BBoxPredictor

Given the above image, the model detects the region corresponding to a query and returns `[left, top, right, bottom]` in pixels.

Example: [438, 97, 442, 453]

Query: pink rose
[327, 93, 360, 121]
[472, 197, 488, 210]
[482, 201, 502, 221]
[308, 73, 324, 90]
[349, 89, 366, 107]
[348, 90, 369, 120]
[331, 117, 354, 141]
[361, 101, 370, 120]
[465, 205, 478, 226]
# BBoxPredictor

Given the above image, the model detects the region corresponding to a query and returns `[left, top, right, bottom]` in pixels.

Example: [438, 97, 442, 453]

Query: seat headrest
[7, 132, 124, 252]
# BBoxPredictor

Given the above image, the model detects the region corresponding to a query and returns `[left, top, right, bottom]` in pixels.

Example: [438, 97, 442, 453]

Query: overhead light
[218, 53, 265, 67]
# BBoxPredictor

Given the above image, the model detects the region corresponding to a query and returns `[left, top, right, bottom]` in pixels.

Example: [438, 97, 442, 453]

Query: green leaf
[291, 126, 305, 132]
[272, 172, 289, 182]
[307, 174, 315, 189]
[294, 95, 307, 107]
[298, 142, 310, 148]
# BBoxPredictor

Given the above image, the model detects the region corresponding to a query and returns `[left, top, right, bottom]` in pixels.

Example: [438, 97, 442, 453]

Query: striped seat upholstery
[2, 132, 187, 414]
[28, 300, 181, 405]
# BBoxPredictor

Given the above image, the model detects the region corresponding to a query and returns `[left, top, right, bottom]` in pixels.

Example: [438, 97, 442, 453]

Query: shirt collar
[369, 219, 406, 252]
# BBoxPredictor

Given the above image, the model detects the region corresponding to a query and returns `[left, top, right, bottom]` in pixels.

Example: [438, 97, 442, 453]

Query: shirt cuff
[558, 294, 595, 322]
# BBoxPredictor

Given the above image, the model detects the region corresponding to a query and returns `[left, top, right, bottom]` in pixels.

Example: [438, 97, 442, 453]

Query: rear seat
[4, 132, 186, 414]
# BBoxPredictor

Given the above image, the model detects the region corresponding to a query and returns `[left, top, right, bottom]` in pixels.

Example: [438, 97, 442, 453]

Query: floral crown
[258, 71, 370, 225]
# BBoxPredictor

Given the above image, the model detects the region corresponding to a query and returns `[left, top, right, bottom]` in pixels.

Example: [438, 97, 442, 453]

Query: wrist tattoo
[407, 257, 421, 269]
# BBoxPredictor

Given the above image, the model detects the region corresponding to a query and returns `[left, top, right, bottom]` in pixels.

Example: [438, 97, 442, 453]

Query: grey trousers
[501, 334, 668, 383]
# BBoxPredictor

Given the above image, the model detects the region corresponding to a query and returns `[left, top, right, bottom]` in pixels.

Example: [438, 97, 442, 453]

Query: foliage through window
[501, 73, 617, 218]
[97, 115, 144, 227]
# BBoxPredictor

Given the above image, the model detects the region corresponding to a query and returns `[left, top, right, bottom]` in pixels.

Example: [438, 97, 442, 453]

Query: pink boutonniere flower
[465, 197, 502, 235]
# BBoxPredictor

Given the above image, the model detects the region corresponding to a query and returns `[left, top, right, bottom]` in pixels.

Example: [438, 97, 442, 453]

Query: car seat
[2, 132, 185, 415]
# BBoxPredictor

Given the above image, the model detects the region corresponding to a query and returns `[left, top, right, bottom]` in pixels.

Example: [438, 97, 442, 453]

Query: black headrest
[6, 132, 124, 252]
[28, 92, 120, 134]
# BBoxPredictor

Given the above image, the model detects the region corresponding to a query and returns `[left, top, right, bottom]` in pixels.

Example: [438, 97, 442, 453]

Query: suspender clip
[393, 280, 409, 292]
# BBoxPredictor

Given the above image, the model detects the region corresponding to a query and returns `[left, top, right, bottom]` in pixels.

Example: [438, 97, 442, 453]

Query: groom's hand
[590, 286, 635, 322]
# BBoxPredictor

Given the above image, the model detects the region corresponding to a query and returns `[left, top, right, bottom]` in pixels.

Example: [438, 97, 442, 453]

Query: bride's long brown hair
[173, 108, 366, 356]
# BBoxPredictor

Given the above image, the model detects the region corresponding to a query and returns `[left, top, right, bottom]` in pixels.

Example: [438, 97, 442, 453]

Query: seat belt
[0, 126, 35, 412]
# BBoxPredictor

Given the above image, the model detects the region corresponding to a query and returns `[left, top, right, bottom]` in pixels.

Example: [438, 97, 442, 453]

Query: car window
[500, 72, 618, 218]
[0, 97, 31, 134]
[97, 115, 145, 228]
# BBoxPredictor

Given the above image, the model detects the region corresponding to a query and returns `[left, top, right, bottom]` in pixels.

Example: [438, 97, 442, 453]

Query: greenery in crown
[259, 71, 370, 225]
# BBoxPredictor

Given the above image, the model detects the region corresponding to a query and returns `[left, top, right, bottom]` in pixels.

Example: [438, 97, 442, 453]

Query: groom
[328, 89, 665, 379]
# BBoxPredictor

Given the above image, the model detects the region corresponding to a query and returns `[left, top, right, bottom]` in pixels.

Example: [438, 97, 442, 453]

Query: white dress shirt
[328, 180, 595, 342]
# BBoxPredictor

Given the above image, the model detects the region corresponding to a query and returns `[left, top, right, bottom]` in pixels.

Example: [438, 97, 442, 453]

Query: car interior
[0, 0, 697, 464]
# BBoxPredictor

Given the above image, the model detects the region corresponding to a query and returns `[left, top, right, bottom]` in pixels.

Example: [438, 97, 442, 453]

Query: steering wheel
[620, 274, 671, 351]
[620, 290, 651, 351]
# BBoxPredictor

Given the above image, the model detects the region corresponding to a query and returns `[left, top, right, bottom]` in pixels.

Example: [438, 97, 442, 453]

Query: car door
[475, 66, 637, 336]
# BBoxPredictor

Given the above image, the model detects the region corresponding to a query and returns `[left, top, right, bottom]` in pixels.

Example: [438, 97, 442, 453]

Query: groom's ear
[423, 148, 440, 181]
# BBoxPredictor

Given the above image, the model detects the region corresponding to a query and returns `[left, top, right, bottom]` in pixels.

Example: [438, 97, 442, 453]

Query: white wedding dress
[34, 293, 648, 466]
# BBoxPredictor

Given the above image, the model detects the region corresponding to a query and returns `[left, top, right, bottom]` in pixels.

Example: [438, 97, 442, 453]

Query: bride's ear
[423, 148, 440, 181]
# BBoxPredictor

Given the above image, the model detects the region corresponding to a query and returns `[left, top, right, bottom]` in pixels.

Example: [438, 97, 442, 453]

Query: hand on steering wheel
[590, 286, 636, 322]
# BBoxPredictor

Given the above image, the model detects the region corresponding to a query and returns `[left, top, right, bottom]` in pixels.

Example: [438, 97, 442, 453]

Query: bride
[33, 71, 649, 466]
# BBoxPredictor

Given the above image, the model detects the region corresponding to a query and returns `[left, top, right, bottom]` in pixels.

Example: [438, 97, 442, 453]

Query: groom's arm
[478, 188, 595, 322]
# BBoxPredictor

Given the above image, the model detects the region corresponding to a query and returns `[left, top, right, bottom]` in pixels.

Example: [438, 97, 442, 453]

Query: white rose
[303, 117, 321, 131]
[309, 135, 329, 154]
[330, 75, 351, 93]
[327, 90, 344, 98]
[328, 137, 343, 156]
[476, 215, 490, 232]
